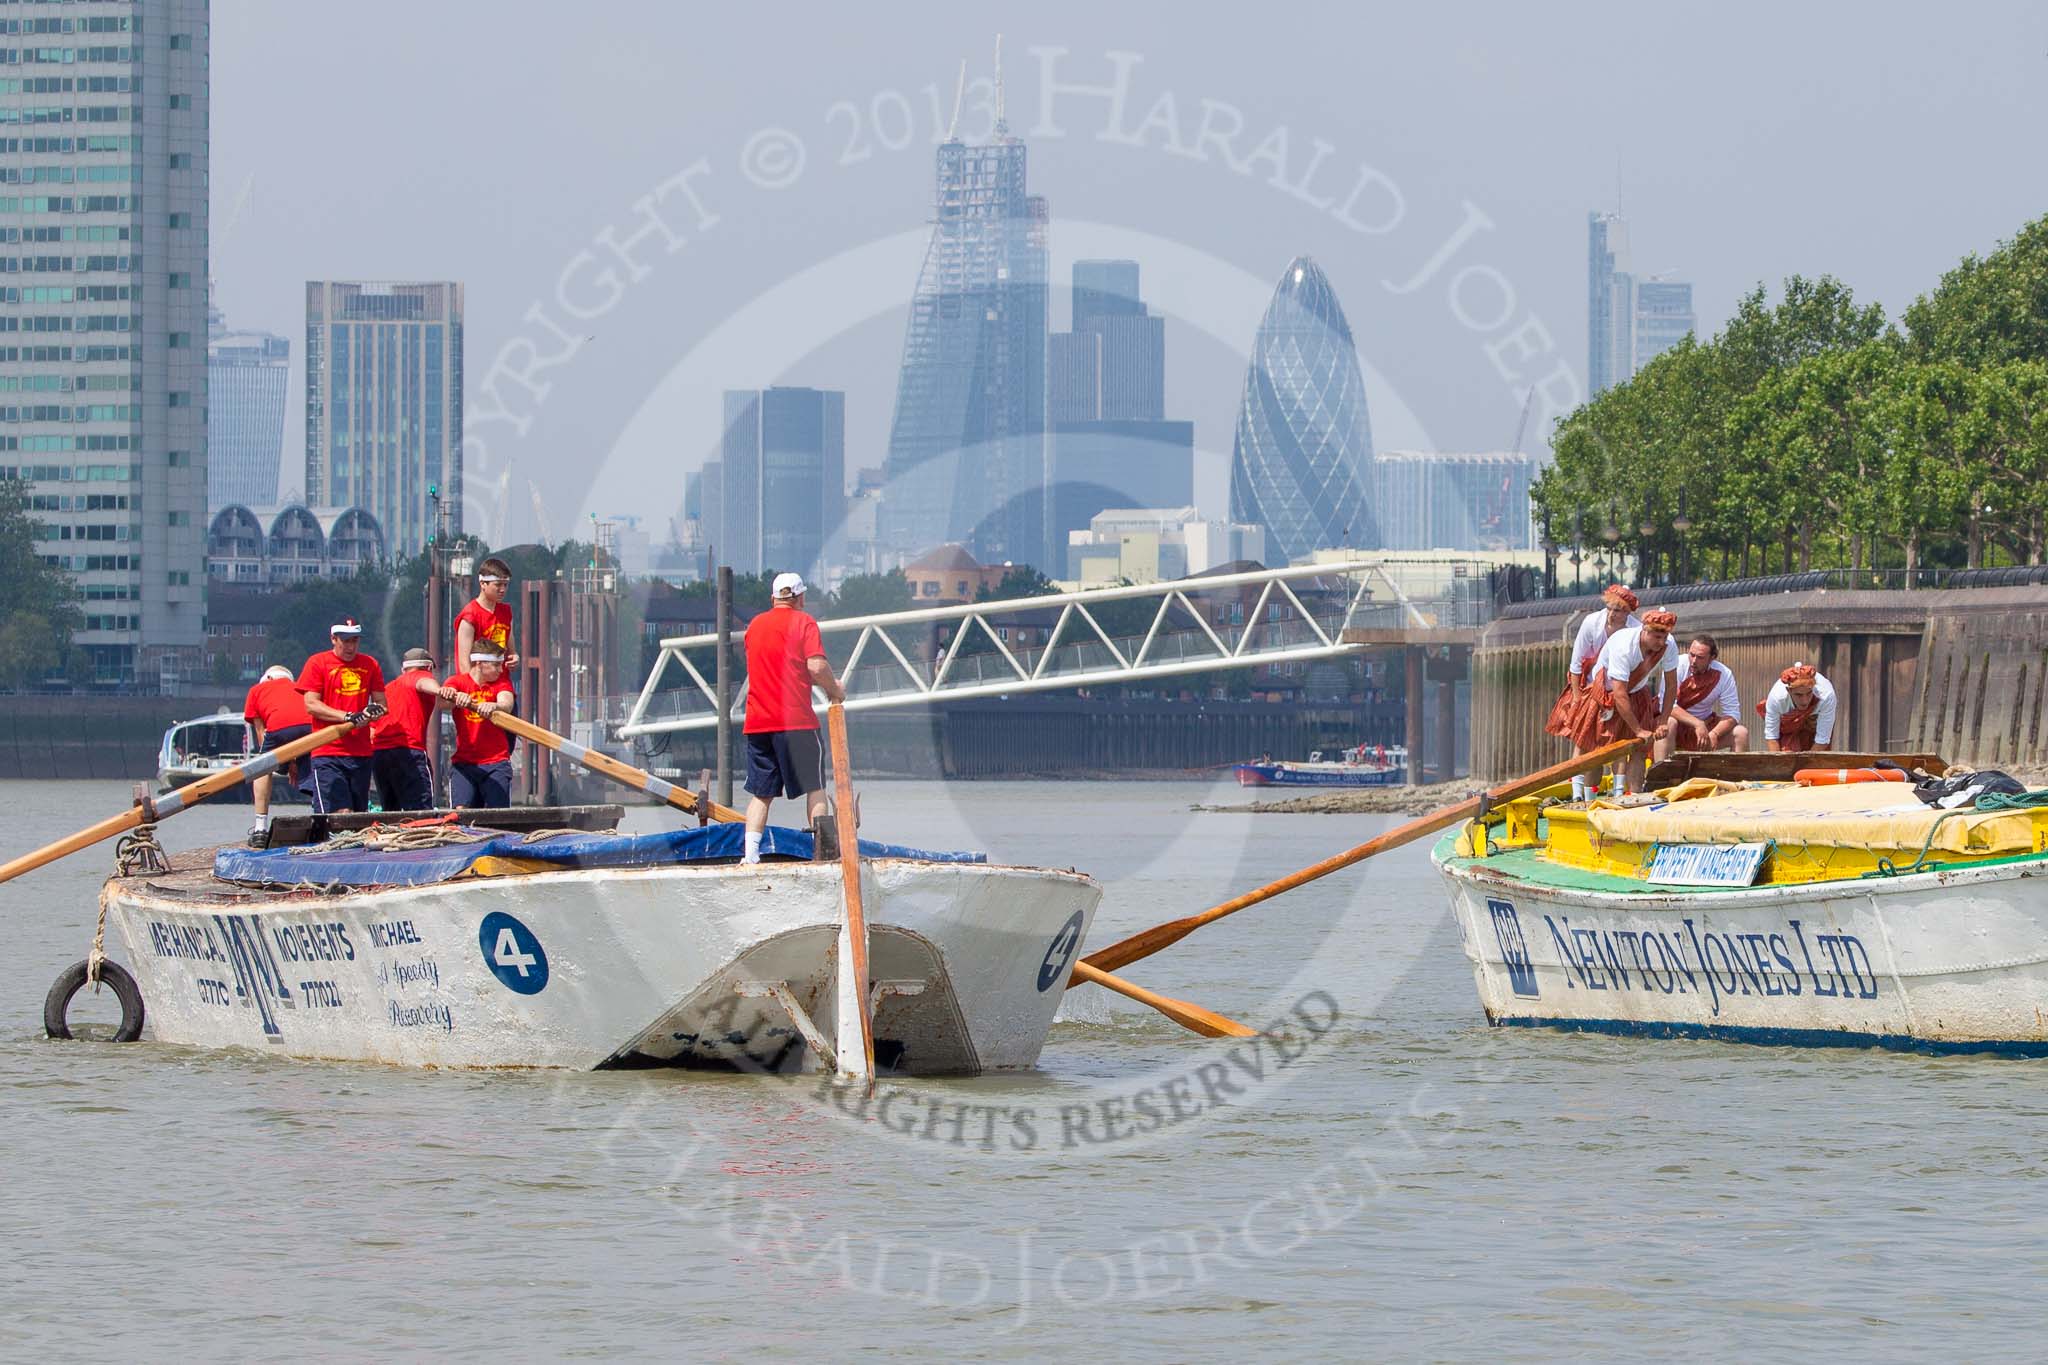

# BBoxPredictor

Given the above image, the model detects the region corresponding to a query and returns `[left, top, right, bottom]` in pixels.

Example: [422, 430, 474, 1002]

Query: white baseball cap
[772, 572, 806, 599]
[261, 665, 294, 682]
[329, 618, 363, 637]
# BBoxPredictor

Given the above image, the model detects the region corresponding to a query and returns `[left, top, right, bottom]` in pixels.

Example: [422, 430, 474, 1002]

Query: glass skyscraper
[1633, 277, 1696, 371]
[0, 0, 210, 686]
[1228, 256, 1380, 564]
[879, 118, 1047, 566]
[710, 385, 845, 580]
[304, 281, 463, 558]
[206, 302, 288, 510]
[1587, 211, 1632, 396]
[1589, 212, 1695, 390]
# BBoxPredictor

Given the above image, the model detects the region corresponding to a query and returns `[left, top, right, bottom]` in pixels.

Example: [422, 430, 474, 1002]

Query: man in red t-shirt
[372, 647, 443, 811]
[740, 572, 845, 864]
[440, 644, 516, 808]
[296, 618, 388, 814]
[243, 664, 315, 840]
[455, 556, 520, 672]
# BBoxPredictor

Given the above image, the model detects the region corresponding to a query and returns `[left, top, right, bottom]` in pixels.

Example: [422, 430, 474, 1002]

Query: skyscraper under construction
[878, 72, 1048, 567]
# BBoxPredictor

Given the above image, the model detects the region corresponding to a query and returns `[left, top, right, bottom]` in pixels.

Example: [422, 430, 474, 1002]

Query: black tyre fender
[44, 959, 145, 1042]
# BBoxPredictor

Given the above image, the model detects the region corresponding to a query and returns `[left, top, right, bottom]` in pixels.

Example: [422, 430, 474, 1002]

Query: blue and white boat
[1233, 744, 1407, 789]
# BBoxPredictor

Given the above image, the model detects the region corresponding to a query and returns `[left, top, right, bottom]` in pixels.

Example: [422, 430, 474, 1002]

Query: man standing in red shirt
[741, 572, 845, 865]
[243, 664, 315, 841]
[297, 618, 388, 814]
[373, 647, 444, 811]
[440, 645, 516, 808]
[455, 556, 520, 672]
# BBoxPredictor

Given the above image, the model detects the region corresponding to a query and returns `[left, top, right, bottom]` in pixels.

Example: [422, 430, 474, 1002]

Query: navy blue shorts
[451, 760, 513, 809]
[261, 722, 313, 793]
[745, 729, 824, 801]
[310, 755, 372, 814]
[373, 747, 435, 811]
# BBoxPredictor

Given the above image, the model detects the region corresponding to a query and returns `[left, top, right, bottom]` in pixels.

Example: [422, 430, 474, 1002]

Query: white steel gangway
[618, 558, 1492, 739]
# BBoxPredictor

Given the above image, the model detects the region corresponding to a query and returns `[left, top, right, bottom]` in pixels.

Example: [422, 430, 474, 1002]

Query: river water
[1, 777, 2043, 1359]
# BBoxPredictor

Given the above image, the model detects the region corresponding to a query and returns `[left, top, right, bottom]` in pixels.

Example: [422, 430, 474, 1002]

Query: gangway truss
[619, 558, 1483, 737]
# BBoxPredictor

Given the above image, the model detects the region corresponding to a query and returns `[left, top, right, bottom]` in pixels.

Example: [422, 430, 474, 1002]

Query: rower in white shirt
[1654, 633, 1748, 760]
[1757, 662, 1836, 752]
[1580, 608, 1681, 793]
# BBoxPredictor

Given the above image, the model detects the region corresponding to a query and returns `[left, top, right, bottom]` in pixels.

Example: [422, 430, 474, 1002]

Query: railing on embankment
[1471, 581, 2048, 781]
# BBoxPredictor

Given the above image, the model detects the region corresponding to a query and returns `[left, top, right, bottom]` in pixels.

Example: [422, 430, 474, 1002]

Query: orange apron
[1756, 695, 1821, 751]
[1672, 668, 1721, 751]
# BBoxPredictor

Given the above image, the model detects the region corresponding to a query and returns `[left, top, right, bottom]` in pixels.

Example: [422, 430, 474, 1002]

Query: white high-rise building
[0, 0, 211, 687]
[304, 281, 464, 558]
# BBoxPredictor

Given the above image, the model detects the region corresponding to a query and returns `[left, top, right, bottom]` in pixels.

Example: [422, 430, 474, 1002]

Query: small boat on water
[1434, 750, 2048, 1055]
[1234, 744, 1407, 788]
[95, 806, 1100, 1073]
[157, 711, 304, 805]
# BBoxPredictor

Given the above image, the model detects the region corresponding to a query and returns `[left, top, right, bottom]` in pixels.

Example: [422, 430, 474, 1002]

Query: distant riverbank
[1194, 777, 1485, 816]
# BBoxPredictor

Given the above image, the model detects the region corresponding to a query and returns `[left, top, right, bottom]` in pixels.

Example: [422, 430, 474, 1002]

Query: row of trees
[1536, 214, 2048, 580]
[0, 479, 84, 688]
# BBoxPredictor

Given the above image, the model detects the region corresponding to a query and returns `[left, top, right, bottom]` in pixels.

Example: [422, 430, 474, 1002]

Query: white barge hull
[1437, 853, 2048, 1055]
[107, 859, 1099, 1073]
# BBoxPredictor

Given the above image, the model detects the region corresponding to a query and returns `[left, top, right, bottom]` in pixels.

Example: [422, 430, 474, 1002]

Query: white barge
[92, 812, 1099, 1074]
[1434, 753, 2048, 1055]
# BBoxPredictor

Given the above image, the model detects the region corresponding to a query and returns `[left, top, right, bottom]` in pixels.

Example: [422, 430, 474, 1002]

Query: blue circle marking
[479, 911, 549, 995]
[1038, 911, 1085, 992]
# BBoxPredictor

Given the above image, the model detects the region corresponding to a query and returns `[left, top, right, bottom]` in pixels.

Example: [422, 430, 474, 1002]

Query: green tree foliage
[0, 477, 81, 687]
[266, 574, 390, 671]
[1904, 216, 2048, 366]
[1536, 219, 2048, 579]
[819, 570, 908, 619]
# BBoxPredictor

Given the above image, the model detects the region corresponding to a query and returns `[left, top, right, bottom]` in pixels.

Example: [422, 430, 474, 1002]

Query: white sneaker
[742, 853, 761, 866]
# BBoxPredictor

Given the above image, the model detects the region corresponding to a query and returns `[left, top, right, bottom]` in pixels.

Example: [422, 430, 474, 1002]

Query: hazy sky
[211, 1, 2048, 547]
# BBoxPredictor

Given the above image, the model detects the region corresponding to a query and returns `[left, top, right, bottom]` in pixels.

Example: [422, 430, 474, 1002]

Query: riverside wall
[1470, 585, 2048, 781]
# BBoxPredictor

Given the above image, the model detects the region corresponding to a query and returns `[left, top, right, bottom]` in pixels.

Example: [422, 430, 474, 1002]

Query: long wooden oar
[488, 710, 743, 822]
[1069, 960, 1257, 1038]
[826, 704, 876, 1080]
[0, 720, 356, 886]
[1074, 737, 1642, 981]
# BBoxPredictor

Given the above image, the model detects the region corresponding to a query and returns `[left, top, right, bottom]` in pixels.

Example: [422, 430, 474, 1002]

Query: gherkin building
[1229, 257, 1380, 562]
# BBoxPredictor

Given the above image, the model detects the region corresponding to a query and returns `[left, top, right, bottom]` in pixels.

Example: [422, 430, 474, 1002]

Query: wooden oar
[0, 720, 356, 886]
[1074, 737, 1643, 981]
[826, 704, 876, 1080]
[1069, 960, 1257, 1038]
[487, 710, 743, 822]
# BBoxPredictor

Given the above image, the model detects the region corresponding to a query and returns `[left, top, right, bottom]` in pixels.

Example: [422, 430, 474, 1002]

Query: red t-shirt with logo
[243, 677, 313, 736]
[743, 605, 825, 734]
[445, 672, 514, 765]
[456, 599, 514, 660]
[298, 649, 387, 758]
[372, 671, 437, 751]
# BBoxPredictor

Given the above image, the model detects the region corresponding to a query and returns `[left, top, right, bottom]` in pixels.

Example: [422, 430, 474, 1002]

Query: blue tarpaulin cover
[212, 824, 985, 889]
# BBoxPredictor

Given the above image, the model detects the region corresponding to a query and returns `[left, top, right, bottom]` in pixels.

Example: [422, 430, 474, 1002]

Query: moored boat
[96, 810, 1099, 1073]
[1234, 744, 1407, 788]
[1433, 752, 2048, 1054]
[156, 710, 305, 804]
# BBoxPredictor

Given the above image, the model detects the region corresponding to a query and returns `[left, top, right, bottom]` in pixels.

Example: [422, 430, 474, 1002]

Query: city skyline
[199, 4, 2046, 551]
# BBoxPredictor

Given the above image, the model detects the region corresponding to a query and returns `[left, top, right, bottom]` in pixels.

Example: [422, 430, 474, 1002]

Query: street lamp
[1672, 493, 1693, 585]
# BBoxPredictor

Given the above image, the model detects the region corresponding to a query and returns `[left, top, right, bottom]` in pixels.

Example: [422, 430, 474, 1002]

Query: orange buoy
[1794, 767, 1907, 786]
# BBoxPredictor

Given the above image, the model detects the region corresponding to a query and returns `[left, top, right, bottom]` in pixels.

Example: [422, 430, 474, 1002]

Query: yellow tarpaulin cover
[1588, 782, 2042, 856]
